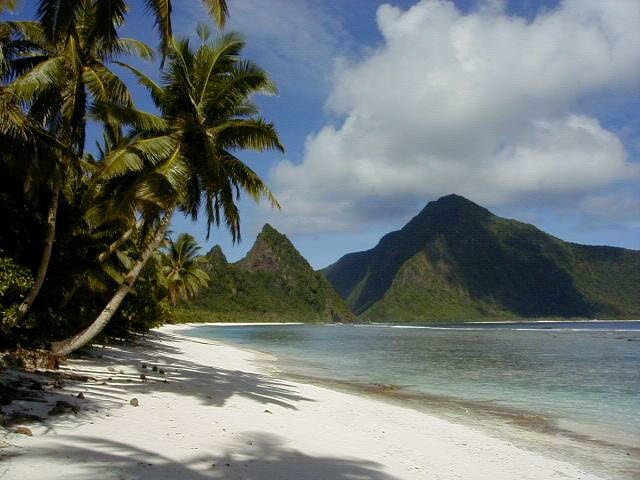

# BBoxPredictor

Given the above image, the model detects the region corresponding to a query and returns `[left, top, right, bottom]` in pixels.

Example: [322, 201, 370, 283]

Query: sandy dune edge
[0, 325, 604, 480]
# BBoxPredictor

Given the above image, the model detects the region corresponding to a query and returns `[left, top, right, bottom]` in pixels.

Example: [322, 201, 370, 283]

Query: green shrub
[0, 252, 34, 334]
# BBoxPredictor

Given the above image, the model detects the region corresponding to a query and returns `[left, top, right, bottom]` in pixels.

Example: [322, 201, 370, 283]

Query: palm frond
[90, 101, 168, 132]
[145, 0, 228, 59]
[37, 0, 83, 42]
[208, 118, 284, 153]
[165, 37, 198, 112]
[193, 32, 245, 105]
[152, 143, 189, 199]
[115, 38, 154, 61]
[160, 232, 209, 305]
[83, 61, 132, 105]
[0, 89, 30, 138]
[88, 0, 127, 46]
[203, 59, 277, 118]
[113, 61, 164, 106]
[202, 0, 228, 28]
[6, 55, 51, 81]
[2, 21, 48, 46]
[97, 135, 176, 180]
[218, 150, 280, 208]
[144, 0, 172, 58]
[9, 56, 66, 101]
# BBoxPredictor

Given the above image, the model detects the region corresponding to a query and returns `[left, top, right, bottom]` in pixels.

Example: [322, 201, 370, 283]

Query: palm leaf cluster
[162, 233, 209, 306]
[5, 9, 150, 156]
[0, 0, 283, 356]
[98, 32, 283, 242]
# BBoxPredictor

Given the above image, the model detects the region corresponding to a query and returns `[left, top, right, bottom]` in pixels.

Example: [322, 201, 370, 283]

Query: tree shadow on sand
[15, 433, 402, 480]
[1, 331, 313, 438]
[208, 432, 403, 479]
[64, 331, 312, 411]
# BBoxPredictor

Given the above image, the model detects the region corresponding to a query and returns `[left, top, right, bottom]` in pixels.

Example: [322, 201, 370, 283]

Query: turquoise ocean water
[182, 321, 640, 478]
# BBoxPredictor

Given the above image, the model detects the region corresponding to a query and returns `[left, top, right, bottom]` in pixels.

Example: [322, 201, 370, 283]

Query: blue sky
[6, 1, 640, 268]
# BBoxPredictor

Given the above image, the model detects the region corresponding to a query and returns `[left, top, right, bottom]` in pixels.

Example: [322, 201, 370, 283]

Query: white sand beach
[0, 325, 606, 480]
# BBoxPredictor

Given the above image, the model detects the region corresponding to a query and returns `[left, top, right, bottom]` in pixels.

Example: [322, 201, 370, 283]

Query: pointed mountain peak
[428, 194, 487, 211]
[254, 223, 287, 244]
[260, 223, 278, 234]
[180, 225, 355, 323]
[325, 194, 640, 321]
[237, 224, 308, 273]
[434, 193, 474, 204]
[408, 194, 493, 228]
[206, 244, 227, 264]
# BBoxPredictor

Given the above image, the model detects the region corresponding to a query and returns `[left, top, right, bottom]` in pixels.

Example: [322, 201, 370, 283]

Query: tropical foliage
[175, 224, 355, 324]
[162, 234, 209, 306]
[0, 252, 33, 333]
[0, 0, 283, 356]
[3, 3, 152, 319]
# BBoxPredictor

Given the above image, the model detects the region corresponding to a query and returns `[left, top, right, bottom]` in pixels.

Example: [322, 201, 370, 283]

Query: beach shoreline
[176, 322, 640, 480]
[0, 324, 613, 479]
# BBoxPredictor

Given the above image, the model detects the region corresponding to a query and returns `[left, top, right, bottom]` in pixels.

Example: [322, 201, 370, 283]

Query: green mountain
[323, 194, 640, 322]
[175, 224, 355, 323]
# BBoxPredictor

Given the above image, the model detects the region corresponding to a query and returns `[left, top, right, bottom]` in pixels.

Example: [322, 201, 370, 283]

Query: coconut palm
[55, 125, 161, 310]
[145, 0, 228, 57]
[2, 4, 153, 317]
[35, 0, 228, 58]
[50, 32, 283, 356]
[161, 233, 209, 306]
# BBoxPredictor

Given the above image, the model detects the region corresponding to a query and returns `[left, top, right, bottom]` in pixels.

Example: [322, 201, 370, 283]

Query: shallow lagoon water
[183, 321, 640, 478]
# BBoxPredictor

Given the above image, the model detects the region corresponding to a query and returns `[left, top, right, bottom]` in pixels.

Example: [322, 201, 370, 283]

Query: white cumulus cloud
[270, 0, 640, 232]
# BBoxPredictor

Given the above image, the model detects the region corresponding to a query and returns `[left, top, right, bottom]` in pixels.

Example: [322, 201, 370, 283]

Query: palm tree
[50, 32, 283, 356]
[2, 5, 152, 317]
[56, 126, 150, 309]
[35, 0, 228, 59]
[145, 0, 228, 58]
[5, 0, 229, 319]
[161, 233, 209, 306]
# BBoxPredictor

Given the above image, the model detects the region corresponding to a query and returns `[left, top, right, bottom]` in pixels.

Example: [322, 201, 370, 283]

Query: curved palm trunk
[51, 211, 172, 357]
[17, 181, 61, 317]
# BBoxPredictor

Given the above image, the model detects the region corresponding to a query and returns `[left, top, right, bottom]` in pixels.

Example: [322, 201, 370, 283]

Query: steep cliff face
[175, 224, 355, 323]
[324, 195, 640, 321]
